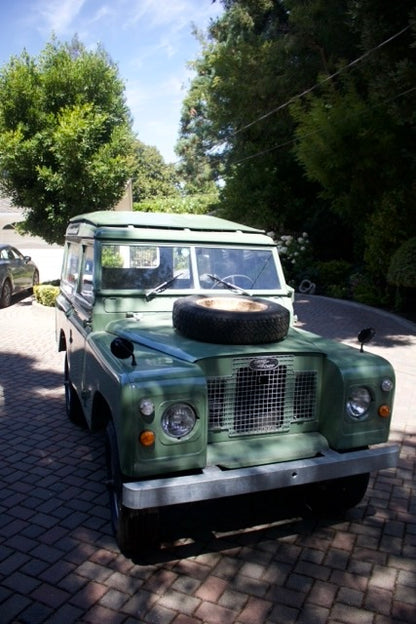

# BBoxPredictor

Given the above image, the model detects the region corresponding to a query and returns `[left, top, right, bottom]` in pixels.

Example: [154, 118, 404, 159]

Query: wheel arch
[91, 391, 112, 432]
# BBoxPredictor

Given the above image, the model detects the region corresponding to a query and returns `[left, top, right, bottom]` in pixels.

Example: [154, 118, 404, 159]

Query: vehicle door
[68, 244, 95, 398]
[7, 247, 31, 291]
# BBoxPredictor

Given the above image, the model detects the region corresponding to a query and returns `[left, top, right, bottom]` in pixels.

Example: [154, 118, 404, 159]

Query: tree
[176, 0, 357, 235]
[291, 0, 416, 278]
[132, 140, 179, 204]
[0, 37, 136, 244]
[178, 0, 416, 299]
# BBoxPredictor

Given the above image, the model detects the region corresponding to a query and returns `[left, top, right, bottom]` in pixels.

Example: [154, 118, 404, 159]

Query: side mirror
[358, 327, 375, 353]
[111, 337, 136, 366]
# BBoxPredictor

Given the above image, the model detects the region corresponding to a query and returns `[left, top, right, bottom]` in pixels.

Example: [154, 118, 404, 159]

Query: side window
[79, 246, 94, 303]
[61, 242, 81, 296]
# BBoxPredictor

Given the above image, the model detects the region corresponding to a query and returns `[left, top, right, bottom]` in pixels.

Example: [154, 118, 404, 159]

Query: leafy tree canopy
[0, 36, 136, 244]
[132, 140, 178, 203]
[177, 0, 416, 292]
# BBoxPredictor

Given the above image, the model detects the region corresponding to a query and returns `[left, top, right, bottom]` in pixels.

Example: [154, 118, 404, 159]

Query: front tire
[32, 269, 40, 288]
[105, 421, 159, 556]
[304, 473, 370, 515]
[0, 279, 12, 308]
[64, 357, 86, 426]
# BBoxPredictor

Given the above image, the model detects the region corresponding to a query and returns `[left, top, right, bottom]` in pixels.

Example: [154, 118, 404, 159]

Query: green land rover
[56, 211, 398, 555]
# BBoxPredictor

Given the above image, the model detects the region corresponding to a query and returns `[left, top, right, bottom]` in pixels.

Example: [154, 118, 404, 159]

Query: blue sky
[0, 0, 223, 163]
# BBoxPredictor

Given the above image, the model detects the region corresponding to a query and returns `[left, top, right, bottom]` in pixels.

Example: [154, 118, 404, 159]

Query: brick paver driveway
[0, 294, 415, 624]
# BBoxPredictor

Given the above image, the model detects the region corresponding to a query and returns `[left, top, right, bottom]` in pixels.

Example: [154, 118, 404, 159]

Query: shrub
[387, 238, 416, 288]
[33, 284, 60, 307]
[315, 260, 353, 298]
[349, 272, 389, 307]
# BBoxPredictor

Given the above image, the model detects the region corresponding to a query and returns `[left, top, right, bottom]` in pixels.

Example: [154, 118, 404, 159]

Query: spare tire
[172, 295, 290, 345]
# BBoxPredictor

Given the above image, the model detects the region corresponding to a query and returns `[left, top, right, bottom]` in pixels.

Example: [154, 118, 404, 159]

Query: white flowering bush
[270, 231, 314, 287]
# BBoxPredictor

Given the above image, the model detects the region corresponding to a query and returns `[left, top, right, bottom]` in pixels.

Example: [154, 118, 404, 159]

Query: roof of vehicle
[66, 211, 275, 246]
[69, 211, 264, 233]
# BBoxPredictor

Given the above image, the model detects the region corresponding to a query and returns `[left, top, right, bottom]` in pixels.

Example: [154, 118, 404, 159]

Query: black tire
[32, 269, 40, 288]
[303, 473, 370, 515]
[105, 421, 159, 556]
[173, 295, 290, 344]
[64, 357, 86, 427]
[0, 279, 12, 308]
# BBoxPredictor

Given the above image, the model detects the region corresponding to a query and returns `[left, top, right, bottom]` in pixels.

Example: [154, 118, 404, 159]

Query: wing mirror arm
[357, 327, 376, 352]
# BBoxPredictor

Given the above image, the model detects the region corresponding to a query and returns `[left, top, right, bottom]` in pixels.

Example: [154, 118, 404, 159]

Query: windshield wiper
[207, 274, 250, 296]
[145, 273, 185, 301]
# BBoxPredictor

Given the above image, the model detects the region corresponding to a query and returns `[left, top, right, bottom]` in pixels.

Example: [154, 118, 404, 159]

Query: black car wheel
[64, 357, 86, 426]
[32, 269, 40, 288]
[303, 473, 370, 515]
[105, 421, 159, 557]
[0, 279, 12, 308]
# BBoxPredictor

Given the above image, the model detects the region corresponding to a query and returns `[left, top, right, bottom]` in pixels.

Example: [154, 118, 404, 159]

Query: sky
[0, 0, 223, 163]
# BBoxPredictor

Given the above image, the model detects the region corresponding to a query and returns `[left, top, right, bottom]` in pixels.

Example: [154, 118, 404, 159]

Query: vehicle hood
[105, 314, 326, 363]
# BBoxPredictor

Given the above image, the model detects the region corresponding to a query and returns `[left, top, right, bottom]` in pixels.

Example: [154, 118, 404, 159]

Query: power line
[232, 24, 411, 137]
[230, 85, 416, 166]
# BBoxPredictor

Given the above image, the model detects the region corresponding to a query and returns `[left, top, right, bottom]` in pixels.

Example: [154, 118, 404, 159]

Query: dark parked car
[0, 244, 39, 307]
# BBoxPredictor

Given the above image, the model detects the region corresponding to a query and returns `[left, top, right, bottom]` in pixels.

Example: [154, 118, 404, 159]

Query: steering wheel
[218, 274, 254, 288]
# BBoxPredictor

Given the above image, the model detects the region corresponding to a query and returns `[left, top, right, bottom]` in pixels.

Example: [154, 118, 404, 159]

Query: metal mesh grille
[294, 371, 317, 421]
[207, 356, 317, 436]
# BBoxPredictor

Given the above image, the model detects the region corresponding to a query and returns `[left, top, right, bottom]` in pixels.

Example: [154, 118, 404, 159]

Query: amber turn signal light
[139, 430, 155, 446]
[378, 405, 391, 418]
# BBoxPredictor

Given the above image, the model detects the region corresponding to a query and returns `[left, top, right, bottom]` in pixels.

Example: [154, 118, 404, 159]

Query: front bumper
[122, 443, 399, 510]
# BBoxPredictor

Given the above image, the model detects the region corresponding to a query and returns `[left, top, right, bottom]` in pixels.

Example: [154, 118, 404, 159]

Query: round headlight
[346, 387, 372, 420]
[162, 403, 196, 438]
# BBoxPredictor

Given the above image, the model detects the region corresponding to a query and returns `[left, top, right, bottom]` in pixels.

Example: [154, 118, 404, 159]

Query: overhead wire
[230, 85, 416, 166]
[174, 23, 412, 168]
[231, 24, 411, 138]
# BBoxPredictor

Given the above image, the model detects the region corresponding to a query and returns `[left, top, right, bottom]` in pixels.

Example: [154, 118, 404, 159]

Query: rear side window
[79, 246, 94, 302]
[61, 243, 81, 295]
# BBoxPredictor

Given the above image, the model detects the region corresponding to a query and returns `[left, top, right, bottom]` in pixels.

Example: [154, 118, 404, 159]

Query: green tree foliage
[178, 0, 416, 298]
[387, 238, 416, 289]
[292, 1, 416, 279]
[177, 1, 358, 235]
[0, 37, 136, 244]
[132, 140, 179, 203]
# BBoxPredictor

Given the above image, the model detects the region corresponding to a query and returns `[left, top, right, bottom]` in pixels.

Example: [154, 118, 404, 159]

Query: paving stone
[194, 600, 237, 624]
[237, 596, 273, 623]
[18, 601, 54, 624]
[305, 580, 338, 609]
[194, 575, 228, 602]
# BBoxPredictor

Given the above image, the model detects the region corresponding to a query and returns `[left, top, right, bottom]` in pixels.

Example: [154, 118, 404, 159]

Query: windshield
[100, 244, 282, 292]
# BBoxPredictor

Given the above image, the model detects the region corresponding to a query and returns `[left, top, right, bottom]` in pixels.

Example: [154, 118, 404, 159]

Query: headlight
[162, 403, 197, 438]
[346, 387, 372, 420]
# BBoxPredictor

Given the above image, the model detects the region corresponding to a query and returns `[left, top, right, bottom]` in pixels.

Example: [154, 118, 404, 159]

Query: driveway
[0, 293, 415, 623]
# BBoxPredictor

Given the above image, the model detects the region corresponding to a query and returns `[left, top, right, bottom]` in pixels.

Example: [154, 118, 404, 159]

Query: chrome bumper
[122, 444, 399, 510]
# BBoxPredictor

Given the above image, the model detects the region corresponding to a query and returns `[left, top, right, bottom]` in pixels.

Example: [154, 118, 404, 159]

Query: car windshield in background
[100, 244, 282, 292]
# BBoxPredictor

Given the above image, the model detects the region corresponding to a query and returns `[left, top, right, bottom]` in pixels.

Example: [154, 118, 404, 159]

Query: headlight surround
[346, 386, 372, 420]
[162, 403, 197, 439]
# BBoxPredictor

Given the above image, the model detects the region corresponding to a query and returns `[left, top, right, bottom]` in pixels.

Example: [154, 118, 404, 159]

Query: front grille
[207, 356, 317, 436]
